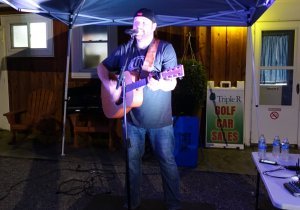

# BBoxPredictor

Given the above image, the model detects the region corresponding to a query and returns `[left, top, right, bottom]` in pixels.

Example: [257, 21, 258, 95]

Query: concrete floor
[0, 129, 285, 210]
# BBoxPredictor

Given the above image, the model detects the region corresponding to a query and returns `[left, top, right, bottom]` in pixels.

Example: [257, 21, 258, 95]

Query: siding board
[6, 20, 247, 127]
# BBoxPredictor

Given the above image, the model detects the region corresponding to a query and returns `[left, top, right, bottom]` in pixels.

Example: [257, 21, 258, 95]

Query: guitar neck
[125, 78, 148, 93]
[124, 65, 184, 93]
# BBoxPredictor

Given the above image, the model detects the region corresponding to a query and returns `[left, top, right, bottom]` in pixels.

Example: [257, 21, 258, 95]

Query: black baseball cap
[134, 8, 156, 23]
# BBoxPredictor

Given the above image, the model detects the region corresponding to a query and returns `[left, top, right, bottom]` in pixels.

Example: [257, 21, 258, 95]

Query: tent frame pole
[61, 15, 74, 156]
[60, 0, 85, 155]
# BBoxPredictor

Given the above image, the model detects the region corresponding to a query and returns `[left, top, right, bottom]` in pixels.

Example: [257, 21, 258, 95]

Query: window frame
[71, 25, 118, 79]
[1, 14, 54, 57]
[254, 22, 298, 106]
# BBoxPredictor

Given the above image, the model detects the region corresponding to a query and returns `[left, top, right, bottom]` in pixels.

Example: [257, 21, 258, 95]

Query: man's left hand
[147, 76, 160, 91]
[147, 75, 177, 91]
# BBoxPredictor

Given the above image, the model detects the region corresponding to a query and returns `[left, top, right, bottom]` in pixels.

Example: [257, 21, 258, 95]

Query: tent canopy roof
[1, 0, 275, 27]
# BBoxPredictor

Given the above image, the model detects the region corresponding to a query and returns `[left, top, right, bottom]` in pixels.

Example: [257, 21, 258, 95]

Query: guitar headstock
[161, 64, 185, 80]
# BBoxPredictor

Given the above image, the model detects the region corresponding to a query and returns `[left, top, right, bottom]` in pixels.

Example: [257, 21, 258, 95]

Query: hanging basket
[173, 33, 207, 116]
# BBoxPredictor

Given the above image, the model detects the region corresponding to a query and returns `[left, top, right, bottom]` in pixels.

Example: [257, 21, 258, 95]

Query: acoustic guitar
[101, 64, 184, 118]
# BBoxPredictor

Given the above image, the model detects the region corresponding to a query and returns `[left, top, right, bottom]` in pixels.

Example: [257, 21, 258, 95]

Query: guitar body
[101, 65, 184, 119]
[101, 71, 144, 118]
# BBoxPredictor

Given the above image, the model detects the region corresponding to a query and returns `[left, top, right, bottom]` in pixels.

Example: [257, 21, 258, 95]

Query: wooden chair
[3, 88, 57, 144]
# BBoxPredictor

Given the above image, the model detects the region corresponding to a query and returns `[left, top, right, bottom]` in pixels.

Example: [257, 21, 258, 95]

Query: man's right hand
[103, 79, 122, 103]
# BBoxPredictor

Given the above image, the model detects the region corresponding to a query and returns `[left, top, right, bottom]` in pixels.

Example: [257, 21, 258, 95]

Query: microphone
[125, 29, 138, 36]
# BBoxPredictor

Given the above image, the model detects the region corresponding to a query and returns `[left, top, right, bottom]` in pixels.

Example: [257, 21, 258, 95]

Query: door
[251, 22, 300, 145]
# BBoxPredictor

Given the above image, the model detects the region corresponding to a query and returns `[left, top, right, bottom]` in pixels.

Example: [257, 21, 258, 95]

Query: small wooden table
[69, 112, 114, 150]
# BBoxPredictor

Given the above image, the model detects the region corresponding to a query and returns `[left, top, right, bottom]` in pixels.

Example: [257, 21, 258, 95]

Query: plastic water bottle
[258, 135, 267, 160]
[272, 135, 281, 160]
[281, 138, 289, 162]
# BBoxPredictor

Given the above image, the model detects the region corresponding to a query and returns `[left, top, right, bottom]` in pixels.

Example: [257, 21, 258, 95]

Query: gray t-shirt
[102, 38, 177, 128]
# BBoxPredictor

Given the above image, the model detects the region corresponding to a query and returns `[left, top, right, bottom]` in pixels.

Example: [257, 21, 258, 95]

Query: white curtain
[260, 34, 288, 84]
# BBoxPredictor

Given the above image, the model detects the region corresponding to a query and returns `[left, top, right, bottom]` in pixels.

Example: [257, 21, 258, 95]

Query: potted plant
[172, 58, 207, 116]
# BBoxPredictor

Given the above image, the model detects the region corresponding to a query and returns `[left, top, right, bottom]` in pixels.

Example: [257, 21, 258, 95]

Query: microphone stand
[117, 35, 135, 210]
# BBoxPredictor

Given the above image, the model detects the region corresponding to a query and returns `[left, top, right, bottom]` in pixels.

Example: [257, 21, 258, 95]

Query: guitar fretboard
[124, 65, 184, 93]
[125, 78, 148, 93]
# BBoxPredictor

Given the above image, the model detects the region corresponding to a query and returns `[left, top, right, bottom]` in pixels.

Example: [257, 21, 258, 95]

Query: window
[71, 25, 117, 78]
[2, 14, 53, 57]
[11, 22, 47, 48]
[259, 30, 295, 105]
[11, 24, 29, 48]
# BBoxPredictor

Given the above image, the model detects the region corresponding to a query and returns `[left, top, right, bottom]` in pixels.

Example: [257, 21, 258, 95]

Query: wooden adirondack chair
[3, 88, 57, 144]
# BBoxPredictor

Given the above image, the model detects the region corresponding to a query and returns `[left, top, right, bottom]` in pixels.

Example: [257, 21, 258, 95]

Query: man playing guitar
[97, 8, 182, 210]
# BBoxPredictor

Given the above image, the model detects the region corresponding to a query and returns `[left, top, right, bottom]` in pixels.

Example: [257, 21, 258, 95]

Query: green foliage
[173, 59, 207, 115]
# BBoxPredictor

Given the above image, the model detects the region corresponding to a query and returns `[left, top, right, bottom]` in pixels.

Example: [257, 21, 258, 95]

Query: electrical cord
[208, 82, 228, 146]
[261, 158, 300, 179]
[0, 164, 117, 201]
[56, 164, 117, 196]
[56, 163, 162, 196]
[262, 166, 299, 179]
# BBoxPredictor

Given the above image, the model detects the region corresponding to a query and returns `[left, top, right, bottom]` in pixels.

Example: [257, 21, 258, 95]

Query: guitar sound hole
[115, 96, 123, 106]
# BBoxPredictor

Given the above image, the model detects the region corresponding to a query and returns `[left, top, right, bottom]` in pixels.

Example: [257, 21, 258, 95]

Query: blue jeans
[125, 123, 181, 210]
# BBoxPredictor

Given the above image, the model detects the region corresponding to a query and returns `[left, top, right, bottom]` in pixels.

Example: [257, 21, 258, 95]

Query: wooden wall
[156, 26, 247, 86]
[5, 21, 247, 125]
[6, 20, 68, 122]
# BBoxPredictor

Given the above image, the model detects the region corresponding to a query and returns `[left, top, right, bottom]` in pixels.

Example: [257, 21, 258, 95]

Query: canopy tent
[0, 0, 275, 155]
[1, 0, 274, 27]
